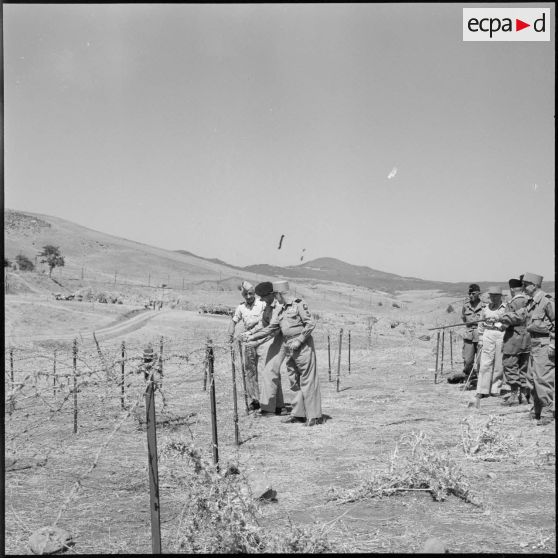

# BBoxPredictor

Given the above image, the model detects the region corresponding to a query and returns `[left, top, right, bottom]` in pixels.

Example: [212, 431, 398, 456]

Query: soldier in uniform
[448, 284, 485, 386]
[241, 280, 323, 426]
[469, 286, 506, 408]
[501, 278, 531, 406]
[501, 272, 554, 425]
[228, 281, 265, 411]
[252, 281, 287, 416]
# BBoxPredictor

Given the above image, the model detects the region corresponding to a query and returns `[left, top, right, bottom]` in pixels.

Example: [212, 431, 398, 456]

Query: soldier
[252, 281, 287, 416]
[228, 281, 265, 411]
[501, 278, 531, 406]
[469, 286, 506, 408]
[241, 280, 323, 426]
[501, 273, 554, 425]
[448, 284, 485, 386]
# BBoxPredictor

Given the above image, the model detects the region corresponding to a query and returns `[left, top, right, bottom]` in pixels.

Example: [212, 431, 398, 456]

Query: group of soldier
[227, 279, 323, 427]
[448, 273, 555, 426]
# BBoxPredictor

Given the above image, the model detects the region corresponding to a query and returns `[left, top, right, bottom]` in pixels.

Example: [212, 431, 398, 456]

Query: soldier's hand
[288, 339, 302, 352]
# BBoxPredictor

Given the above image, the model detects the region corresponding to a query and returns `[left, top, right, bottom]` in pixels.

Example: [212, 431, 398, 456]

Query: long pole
[73, 339, 78, 434]
[145, 362, 162, 554]
[207, 340, 219, 469]
[327, 334, 331, 382]
[237, 341, 249, 414]
[336, 329, 343, 392]
[434, 331, 440, 384]
[230, 344, 240, 446]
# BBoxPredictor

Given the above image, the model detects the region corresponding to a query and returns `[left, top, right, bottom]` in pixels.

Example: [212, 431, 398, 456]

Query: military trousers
[282, 336, 322, 421]
[502, 352, 530, 389]
[529, 338, 554, 418]
[258, 335, 285, 413]
[476, 330, 504, 395]
[243, 345, 261, 404]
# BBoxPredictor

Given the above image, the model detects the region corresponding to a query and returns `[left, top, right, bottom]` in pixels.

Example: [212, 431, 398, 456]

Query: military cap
[272, 280, 289, 293]
[522, 272, 543, 287]
[508, 278, 522, 288]
[468, 284, 481, 293]
[255, 281, 273, 297]
[487, 286, 502, 295]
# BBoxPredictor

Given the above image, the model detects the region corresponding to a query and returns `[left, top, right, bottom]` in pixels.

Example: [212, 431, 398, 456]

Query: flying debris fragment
[387, 167, 398, 180]
[533, 183, 539, 191]
[278, 234, 285, 250]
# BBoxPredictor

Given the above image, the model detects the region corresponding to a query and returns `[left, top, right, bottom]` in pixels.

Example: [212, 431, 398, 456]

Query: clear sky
[3, 3, 555, 282]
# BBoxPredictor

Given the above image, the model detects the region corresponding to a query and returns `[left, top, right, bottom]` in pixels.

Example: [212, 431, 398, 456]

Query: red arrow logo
[516, 19, 530, 31]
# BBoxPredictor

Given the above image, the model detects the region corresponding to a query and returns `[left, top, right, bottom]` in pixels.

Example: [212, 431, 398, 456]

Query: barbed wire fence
[5, 318, 441, 553]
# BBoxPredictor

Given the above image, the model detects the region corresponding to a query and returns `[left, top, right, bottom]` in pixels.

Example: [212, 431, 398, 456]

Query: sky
[3, 3, 555, 282]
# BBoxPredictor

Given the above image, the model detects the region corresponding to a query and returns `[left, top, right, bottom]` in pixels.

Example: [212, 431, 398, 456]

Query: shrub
[15, 254, 34, 271]
[327, 431, 481, 507]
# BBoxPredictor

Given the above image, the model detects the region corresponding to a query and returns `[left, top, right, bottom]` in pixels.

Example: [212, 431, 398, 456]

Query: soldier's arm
[292, 300, 316, 345]
[245, 314, 280, 342]
[227, 306, 242, 339]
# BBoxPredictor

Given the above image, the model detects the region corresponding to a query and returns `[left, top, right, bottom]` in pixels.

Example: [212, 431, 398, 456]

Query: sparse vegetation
[15, 253, 35, 271]
[161, 440, 339, 553]
[327, 432, 481, 507]
[461, 415, 517, 461]
[5, 257, 12, 267]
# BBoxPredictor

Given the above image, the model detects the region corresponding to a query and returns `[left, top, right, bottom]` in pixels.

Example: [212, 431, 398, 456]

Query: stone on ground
[29, 526, 73, 555]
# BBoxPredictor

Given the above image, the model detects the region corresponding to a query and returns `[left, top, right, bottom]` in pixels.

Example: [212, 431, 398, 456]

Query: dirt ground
[4, 287, 556, 554]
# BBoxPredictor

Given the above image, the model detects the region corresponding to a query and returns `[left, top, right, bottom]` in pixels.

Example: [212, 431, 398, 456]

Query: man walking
[501, 273, 554, 425]
[501, 278, 531, 406]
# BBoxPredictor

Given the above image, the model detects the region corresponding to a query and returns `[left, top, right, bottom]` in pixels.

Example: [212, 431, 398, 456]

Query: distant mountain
[243, 257, 555, 296]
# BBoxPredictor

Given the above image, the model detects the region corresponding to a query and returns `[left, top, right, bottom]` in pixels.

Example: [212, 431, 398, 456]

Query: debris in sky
[387, 167, 398, 180]
[299, 247, 306, 262]
[278, 234, 285, 250]
[533, 183, 538, 191]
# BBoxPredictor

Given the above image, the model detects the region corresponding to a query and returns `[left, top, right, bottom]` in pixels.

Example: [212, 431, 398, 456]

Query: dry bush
[161, 440, 339, 553]
[460, 415, 517, 462]
[327, 431, 481, 507]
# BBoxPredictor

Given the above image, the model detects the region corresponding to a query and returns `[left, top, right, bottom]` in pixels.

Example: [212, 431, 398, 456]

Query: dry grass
[327, 431, 482, 507]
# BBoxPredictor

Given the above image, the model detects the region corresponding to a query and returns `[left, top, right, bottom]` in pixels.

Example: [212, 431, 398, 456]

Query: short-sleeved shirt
[462, 300, 485, 342]
[232, 299, 266, 332]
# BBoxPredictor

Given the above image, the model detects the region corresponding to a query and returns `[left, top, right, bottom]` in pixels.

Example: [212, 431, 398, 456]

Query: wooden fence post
[73, 339, 78, 434]
[144, 352, 162, 554]
[449, 330, 454, 368]
[348, 330, 351, 375]
[53, 349, 57, 396]
[327, 334, 331, 382]
[207, 340, 219, 469]
[237, 341, 249, 415]
[202, 343, 208, 392]
[10, 348, 14, 386]
[440, 330, 445, 378]
[159, 336, 164, 385]
[121, 341, 126, 409]
[230, 344, 240, 446]
[434, 331, 440, 384]
[336, 329, 343, 393]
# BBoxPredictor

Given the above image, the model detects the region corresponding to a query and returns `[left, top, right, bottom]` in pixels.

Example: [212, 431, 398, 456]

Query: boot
[520, 386, 531, 405]
[502, 388, 519, 406]
[468, 394, 482, 409]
